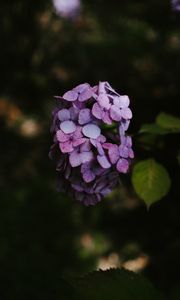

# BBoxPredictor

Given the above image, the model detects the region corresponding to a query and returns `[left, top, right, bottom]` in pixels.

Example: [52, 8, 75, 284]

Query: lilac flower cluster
[172, 0, 180, 11]
[52, 0, 81, 19]
[49, 82, 134, 206]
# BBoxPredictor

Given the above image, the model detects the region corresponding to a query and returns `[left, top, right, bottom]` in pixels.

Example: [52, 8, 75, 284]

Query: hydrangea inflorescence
[49, 82, 134, 206]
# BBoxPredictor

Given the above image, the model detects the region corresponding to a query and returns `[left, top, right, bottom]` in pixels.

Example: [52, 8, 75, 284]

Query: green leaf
[139, 123, 170, 135]
[156, 113, 180, 133]
[132, 159, 171, 206]
[70, 269, 164, 300]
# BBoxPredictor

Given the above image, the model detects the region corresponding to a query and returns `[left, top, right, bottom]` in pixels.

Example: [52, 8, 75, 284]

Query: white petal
[82, 124, 101, 139]
[60, 120, 76, 134]
[119, 95, 130, 108]
[80, 151, 94, 163]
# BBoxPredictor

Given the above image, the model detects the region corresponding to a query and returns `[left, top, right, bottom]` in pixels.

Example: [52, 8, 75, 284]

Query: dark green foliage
[70, 269, 164, 300]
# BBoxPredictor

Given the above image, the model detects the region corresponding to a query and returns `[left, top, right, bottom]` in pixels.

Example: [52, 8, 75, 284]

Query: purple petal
[80, 140, 91, 152]
[80, 151, 94, 164]
[108, 144, 119, 164]
[100, 187, 112, 196]
[69, 151, 81, 167]
[110, 105, 122, 121]
[119, 120, 130, 135]
[96, 142, 105, 156]
[97, 94, 111, 109]
[74, 83, 90, 93]
[63, 90, 78, 101]
[83, 170, 96, 183]
[69, 106, 79, 121]
[97, 155, 111, 169]
[120, 108, 132, 119]
[82, 124, 101, 139]
[60, 120, 76, 134]
[59, 141, 74, 153]
[57, 109, 70, 121]
[119, 145, 129, 158]
[78, 108, 92, 125]
[81, 162, 90, 173]
[71, 184, 84, 192]
[79, 89, 93, 102]
[92, 103, 103, 120]
[116, 158, 129, 173]
[126, 136, 132, 147]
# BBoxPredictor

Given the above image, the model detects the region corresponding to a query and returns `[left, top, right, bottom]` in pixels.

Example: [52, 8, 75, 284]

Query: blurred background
[0, 0, 180, 298]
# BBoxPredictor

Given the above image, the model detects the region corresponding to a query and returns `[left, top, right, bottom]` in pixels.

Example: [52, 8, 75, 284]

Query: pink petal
[60, 120, 76, 134]
[56, 130, 69, 142]
[83, 170, 96, 183]
[102, 111, 112, 125]
[98, 81, 106, 94]
[97, 94, 111, 109]
[129, 149, 134, 158]
[57, 109, 70, 121]
[80, 140, 91, 152]
[108, 144, 119, 164]
[69, 151, 82, 167]
[97, 134, 106, 143]
[80, 151, 94, 164]
[73, 138, 86, 147]
[116, 158, 129, 173]
[59, 141, 74, 153]
[78, 108, 92, 125]
[110, 105, 122, 121]
[103, 143, 114, 150]
[120, 108, 132, 119]
[97, 155, 111, 169]
[63, 90, 78, 101]
[74, 126, 83, 139]
[92, 103, 103, 119]
[82, 124, 101, 139]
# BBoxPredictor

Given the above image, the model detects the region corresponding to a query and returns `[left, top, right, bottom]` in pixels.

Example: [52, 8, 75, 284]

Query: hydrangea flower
[52, 0, 81, 19]
[172, 0, 180, 12]
[50, 81, 134, 206]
